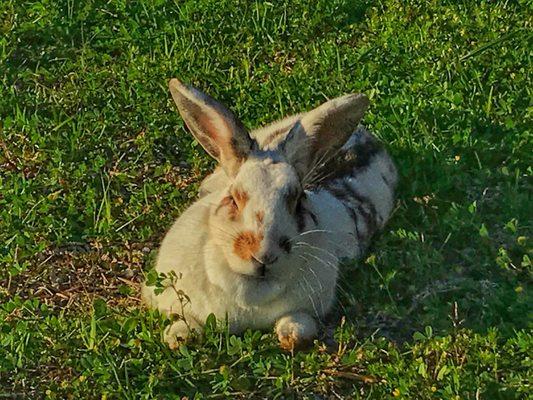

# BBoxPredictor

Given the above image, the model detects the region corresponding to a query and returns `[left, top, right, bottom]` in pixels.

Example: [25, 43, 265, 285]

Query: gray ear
[168, 79, 255, 177]
[279, 93, 369, 180]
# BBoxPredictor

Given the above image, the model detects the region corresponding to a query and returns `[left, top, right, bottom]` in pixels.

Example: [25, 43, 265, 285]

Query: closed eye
[225, 195, 237, 210]
[217, 195, 238, 218]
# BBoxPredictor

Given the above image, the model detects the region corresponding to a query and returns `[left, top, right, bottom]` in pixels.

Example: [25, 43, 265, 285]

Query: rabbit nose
[251, 253, 278, 277]
[254, 262, 266, 278]
[253, 253, 278, 266]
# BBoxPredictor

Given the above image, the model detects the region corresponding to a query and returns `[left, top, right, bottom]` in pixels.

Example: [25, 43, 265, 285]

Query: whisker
[297, 278, 322, 320]
[288, 229, 334, 242]
[298, 254, 352, 300]
[307, 266, 324, 292]
[302, 143, 348, 187]
[294, 241, 339, 262]
[297, 251, 338, 273]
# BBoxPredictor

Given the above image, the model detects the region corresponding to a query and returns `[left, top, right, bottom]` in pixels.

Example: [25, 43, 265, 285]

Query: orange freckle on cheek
[233, 231, 263, 260]
[255, 211, 264, 224]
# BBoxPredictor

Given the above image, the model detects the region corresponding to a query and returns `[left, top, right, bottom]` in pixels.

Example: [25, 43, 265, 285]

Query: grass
[0, 0, 531, 398]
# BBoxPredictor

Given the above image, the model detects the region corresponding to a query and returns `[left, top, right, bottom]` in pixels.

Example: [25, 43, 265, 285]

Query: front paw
[275, 312, 317, 351]
[163, 319, 199, 349]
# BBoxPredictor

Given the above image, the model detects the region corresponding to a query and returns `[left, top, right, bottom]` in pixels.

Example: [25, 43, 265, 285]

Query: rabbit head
[168, 79, 369, 279]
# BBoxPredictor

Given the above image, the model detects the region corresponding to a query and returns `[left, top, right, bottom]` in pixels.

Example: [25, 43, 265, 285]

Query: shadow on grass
[340, 0, 374, 25]
[335, 120, 531, 342]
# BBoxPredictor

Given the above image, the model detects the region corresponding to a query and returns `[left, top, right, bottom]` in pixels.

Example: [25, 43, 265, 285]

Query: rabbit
[141, 79, 398, 350]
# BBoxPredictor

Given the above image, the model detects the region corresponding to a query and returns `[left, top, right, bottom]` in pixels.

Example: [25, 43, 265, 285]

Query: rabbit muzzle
[251, 253, 279, 278]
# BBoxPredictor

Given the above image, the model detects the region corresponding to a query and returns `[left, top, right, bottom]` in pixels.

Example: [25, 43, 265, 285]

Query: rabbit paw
[275, 312, 317, 351]
[163, 319, 199, 349]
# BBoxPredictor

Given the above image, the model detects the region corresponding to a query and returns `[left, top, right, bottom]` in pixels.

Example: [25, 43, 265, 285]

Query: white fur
[142, 171, 340, 346]
[142, 81, 396, 348]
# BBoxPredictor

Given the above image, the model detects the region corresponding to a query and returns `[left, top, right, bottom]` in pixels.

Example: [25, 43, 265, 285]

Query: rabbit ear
[169, 79, 255, 176]
[279, 93, 369, 180]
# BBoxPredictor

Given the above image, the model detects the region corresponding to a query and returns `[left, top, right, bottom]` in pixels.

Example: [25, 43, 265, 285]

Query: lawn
[0, 0, 531, 398]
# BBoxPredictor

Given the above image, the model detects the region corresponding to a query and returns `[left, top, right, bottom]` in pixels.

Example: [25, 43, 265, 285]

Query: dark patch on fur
[345, 182, 379, 235]
[326, 184, 369, 249]
[307, 209, 318, 226]
[230, 135, 254, 160]
[294, 200, 306, 232]
[341, 181, 368, 205]
[326, 181, 379, 237]
[344, 204, 359, 236]
[381, 172, 392, 188]
[279, 236, 292, 253]
[307, 131, 383, 188]
[292, 192, 316, 232]
[285, 185, 302, 212]
[357, 204, 377, 236]
[351, 137, 382, 169]
[344, 203, 365, 254]
[325, 184, 353, 204]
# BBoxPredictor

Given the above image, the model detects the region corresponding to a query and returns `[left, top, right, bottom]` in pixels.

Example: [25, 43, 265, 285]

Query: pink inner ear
[201, 114, 243, 162]
[183, 111, 229, 159]
[197, 113, 221, 142]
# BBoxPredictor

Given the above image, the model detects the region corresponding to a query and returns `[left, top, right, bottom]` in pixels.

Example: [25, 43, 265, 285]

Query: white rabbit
[141, 79, 397, 350]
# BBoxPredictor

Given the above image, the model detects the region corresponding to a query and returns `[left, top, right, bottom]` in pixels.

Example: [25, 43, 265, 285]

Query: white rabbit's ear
[169, 79, 255, 176]
[279, 93, 369, 180]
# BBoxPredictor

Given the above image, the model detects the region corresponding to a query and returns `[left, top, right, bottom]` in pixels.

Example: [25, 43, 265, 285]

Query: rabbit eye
[285, 187, 302, 213]
[279, 236, 292, 253]
[217, 195, 239, 219]
[226, 195, 238, 210]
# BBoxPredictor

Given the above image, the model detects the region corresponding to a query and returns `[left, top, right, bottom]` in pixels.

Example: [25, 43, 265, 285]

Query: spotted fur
[142, 80, 397, 350]
[232, 188, 249, 210]
[255, 211, 265, 225]
[234, 231, 264, 261]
